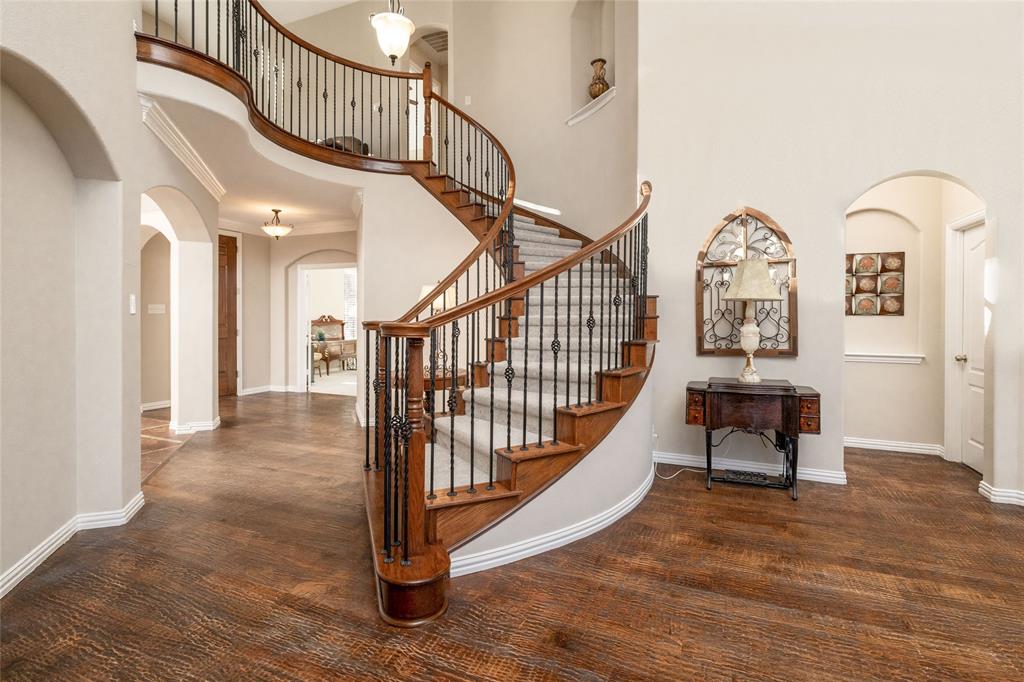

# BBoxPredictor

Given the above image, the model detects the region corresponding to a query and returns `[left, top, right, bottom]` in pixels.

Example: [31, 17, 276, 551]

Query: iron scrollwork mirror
[696, 207, 798, 356]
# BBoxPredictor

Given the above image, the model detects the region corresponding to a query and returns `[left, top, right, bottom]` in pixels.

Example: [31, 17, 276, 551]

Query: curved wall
[451, 376, 655, 575]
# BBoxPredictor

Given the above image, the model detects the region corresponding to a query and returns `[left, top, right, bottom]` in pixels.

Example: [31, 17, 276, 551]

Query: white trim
[843, 436, 944, 457]
[565, 86, 617, 127]
[450, 462, 654, 577]
[170, 416, 221, 434]
[140, 399, 171, 412]
[0, 492, 145, 598]
[943, 209, 987, 468]
[948, 209, 986, 232]
[238, 385, 273, 396]
[978, 481, 1024, 506]
[355, 402, 375, 428]
[77, 492, 146, 530]
[139, 95, 226, 201]
[844, 352, 925, 365]
[653, 451, 848, 485]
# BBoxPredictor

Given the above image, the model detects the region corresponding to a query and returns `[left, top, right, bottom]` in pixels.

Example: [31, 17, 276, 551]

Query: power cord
[654, 463, 705, 480]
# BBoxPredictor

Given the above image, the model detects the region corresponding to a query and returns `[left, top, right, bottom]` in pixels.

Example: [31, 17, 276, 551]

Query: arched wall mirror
[695, 207, 798, 356]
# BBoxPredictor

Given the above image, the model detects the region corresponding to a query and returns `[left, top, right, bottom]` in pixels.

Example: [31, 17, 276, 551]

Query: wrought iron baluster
[610, 238, 618, 366]
[576, 262, 583, 406]
[448, 321, 459, 497]
[427, 326, 437, 499]
[373, 330, 381, 470]
[364, 327, 371, 470]
[537, 282, 545, 446]
[174, 0, 178, 43]
[551, 274, 560, 443]
[599, 245, 606, 399]
[521, 288, 529, 451]
[565, 267, 572, 409]
[587, 254, 595, 404]
[382, 336, 392, 562]
[401, 339, 411, 565]
[392, 337, 401, 545]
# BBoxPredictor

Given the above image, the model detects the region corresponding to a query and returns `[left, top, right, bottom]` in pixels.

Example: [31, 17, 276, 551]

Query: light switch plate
[464, 95, 471, 106]
[129, 294, 137, 315]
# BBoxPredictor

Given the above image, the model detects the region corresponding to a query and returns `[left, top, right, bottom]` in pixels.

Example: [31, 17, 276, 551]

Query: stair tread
[425, 480, 521, 509]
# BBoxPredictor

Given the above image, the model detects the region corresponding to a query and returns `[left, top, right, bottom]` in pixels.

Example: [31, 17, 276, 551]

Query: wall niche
[570, 0, 615, 116]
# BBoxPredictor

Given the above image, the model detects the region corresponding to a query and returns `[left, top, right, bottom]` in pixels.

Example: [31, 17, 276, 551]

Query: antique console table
[685, 377, 820, 500]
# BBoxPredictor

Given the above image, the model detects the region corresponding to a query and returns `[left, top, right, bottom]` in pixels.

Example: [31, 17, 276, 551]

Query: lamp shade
[722, 258, 782, 302]
[370, 11, 414, 64]
[261, 209, 293, 240]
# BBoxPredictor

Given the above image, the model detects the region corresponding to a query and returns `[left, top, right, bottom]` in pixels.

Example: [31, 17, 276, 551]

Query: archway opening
[843, 173, 986, 479]
[140, 189, 218, 443]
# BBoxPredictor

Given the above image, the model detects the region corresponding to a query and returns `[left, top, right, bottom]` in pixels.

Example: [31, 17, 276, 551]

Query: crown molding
[139, 94, 226, 201]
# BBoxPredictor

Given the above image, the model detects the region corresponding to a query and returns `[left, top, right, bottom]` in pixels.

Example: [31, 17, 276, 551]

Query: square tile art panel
[845, 251, 904, 316]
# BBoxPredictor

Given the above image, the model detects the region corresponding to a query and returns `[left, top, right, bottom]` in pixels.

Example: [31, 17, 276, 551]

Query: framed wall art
[845, 251, 905, 316]
[696, 207, 798, 356]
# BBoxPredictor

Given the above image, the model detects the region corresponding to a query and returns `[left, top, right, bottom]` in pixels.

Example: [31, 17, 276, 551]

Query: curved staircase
[135, 0, 657, 627]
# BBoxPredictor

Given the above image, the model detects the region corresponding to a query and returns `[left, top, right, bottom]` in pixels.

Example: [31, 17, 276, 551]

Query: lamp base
[737, 353, 762, 384]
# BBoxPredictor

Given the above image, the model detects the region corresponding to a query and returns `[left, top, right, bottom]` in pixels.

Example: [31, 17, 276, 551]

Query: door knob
[954, 354, 968, 362]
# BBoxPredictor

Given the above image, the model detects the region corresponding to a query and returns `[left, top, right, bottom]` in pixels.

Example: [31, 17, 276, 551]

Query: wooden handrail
[381, 182, 652, 336]
[394, 92, 517, 323]
[248, 0, 422, 79]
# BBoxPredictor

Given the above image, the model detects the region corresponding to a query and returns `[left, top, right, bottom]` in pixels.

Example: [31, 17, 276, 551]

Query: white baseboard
[653, 451, 848, 485]
[140, 400, 171, 412]
[171, 416, 221, 435]
[979, 481, 1024, 506]
[238, 385, 273, 396]
[0, 491, 145, 598]
[843, 436, 944, 457]
[450, 463, 655, 577]
[354, 402, 375, 428]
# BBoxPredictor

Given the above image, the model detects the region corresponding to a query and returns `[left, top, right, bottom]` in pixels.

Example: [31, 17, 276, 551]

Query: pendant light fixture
[261, 209, 293, 240]
[369, 0, 415, 66]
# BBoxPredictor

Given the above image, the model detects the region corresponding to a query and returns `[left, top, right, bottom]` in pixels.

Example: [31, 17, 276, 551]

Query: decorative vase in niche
[589, 58, 609, 100]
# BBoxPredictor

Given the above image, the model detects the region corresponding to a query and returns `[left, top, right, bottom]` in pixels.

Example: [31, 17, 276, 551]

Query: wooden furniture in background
[217, 235, 237, 396]
[685, 377, 820, 499]
[311, 315, 345, 375]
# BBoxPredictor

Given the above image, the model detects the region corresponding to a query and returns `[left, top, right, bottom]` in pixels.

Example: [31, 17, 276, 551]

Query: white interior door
[958, 224, 986, 473]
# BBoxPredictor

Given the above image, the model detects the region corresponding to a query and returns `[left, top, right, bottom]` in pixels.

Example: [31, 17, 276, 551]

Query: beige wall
[449, 0, 638, 236]
[140, 231, 171, 406]
[241, 233, 271, 391]
[639, 1, 1023, 487]
[308, 268, 348, 322]
[1, 83, 79, 574]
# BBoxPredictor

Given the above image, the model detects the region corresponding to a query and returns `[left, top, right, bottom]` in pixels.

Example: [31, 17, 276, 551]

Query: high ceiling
[154, 96, 361, 237]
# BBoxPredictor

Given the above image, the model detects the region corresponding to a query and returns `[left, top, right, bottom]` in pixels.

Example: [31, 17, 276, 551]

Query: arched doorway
[843, 173, 986, 477]
[141, 188, 218, 435]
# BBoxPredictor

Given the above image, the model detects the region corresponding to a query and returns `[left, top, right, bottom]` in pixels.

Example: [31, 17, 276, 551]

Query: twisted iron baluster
[428, 325, 437, 500]
[551, 274, 560, 443]
[382, 336, 392, 562]
[448, 321, 459, 497]
[587, 255, 595, 405]
[537, 282, 544, 447]
[364, 328, 370, 470]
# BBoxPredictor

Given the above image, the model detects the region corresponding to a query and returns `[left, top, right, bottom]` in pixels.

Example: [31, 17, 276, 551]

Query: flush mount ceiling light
[262, 209, 293, 240]
[369, 0, 415, 66]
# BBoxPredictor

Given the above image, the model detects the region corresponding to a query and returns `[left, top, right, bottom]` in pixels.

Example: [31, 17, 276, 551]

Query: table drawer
[686, 406, 705, 426]
[799, 415, 820, 434]
[800, 397, 820, 416]
[687, 390, 704, 407]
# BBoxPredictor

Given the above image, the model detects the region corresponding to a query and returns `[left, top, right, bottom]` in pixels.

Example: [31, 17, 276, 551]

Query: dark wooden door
[218, 235, 237, 396]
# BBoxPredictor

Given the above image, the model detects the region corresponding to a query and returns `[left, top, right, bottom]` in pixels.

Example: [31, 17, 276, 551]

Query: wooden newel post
[422, 61, 433, 165]
[404, 335, 427, 556]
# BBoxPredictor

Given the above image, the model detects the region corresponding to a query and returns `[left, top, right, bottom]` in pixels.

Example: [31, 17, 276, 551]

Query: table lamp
[722, 258, 783, 384]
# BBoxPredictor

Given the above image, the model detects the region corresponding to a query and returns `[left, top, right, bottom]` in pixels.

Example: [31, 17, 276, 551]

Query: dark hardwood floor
[2, 393, 1022, 680]
[140, 409, 189, 483]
